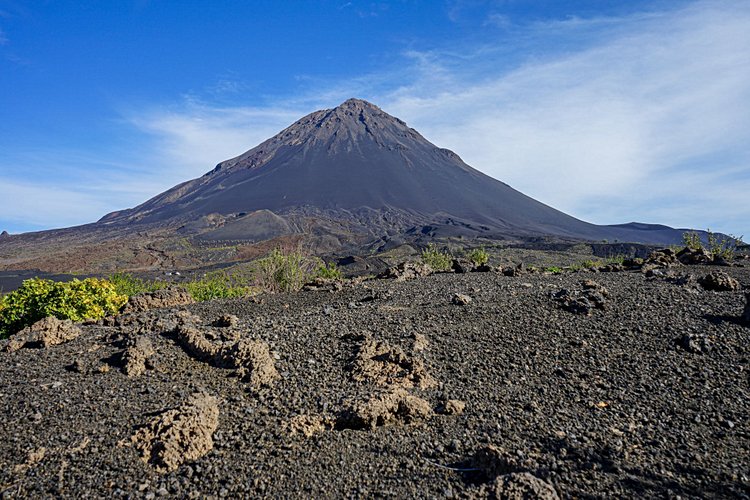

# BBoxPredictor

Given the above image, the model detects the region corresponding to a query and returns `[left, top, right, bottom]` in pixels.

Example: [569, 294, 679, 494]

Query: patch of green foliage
[254, 248, 316, 293]
[543, 266, 563, 274]
[420, 244, 452, 272]
[682, 229, 744, 260]
[184, 271, 253, 302]
[108, 272, 166, 297]
[467, 247, 489, 266]
[0, 277, 127, 338]
[569, 259, 602, 271]
[314, 261, 342, 280]
[682, 231, 702, 251]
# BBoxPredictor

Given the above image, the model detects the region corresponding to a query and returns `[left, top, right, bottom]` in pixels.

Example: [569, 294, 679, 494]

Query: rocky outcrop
[550, 280, 608, 315]
[128, 393, 219, 473]
[121, 288, 195, 314]
[339, 389, 432, 429]
[378, 262, 433, 282]
[698, 271, 740, 291]
[5, 316, 81, 353]
[350, 338, 436, 389]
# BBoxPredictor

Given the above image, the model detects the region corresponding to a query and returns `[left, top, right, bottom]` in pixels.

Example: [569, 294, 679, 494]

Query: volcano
[98, 98, 689, 247]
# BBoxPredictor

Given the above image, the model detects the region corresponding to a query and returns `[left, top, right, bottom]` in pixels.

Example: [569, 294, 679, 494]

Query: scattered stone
[378, 262, 432, 281]
[644, 248, 680, 268]
[451, 258, 473, 274]
[121, 337, 156, 377]
[490, 473, 559, 500]
[350, 338, 436, 389]
[128, 393, 219, 473]
[440, 399, 466, 416]
[743, 292, 750, 325]
[212, 315, 239, 328]
[303, 277, 344, 292]
[4, 316, 81, 353]
[452, 293, 472, 306]
[502, 263, 526, 277]
[340, 389, 432, 429]
[598, 263, 624, 273]
[677, 333, 712, 354]
[284, 414, 335, 438]
[472, 445, 519, 477]
[698, 271, 740, 291]
[550, 281, 608, 315]
[622, 257, 644, 269]
[121, 288, 195, 315]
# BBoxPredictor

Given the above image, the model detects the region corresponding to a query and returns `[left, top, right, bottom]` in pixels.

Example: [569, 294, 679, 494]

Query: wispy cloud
[380, 0, 750, 237]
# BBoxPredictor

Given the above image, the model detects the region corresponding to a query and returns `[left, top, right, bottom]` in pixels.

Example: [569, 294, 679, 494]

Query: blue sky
[1, 0, 749, 239]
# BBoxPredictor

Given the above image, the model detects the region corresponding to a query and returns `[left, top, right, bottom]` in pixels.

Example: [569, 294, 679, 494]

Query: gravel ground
[1, 264, 749, 498]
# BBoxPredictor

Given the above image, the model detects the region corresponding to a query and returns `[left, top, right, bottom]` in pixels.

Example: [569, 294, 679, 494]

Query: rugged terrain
[1, 256, 749, 498]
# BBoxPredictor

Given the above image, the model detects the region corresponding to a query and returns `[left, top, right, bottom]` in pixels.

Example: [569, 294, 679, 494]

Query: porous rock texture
[350, 337, 436, 389]
[340, 388, 432, 429]
[699, 271, 740, 291]
[4, 316, 81, 353]
[121, 287, 195, 314]
[490, 472, 560, 500]
[129, 393, 219, 473]
[121, 336, 155, 377]
[0, 263, 748, 497]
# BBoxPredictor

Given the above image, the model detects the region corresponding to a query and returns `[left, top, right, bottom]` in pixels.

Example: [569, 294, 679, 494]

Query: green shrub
[254, 248, 315, 293]
[682, 229, 743, 260]
[108, 272, 166, 297]
[184, 271, 253, 302]
[0, 277, 128, 338]
[467, 247, 489, 266]
[421, 244, 452, 272]
[682, 231, 702, 250]
[314, 261, 342, 280]
[543, 266, 563, 274]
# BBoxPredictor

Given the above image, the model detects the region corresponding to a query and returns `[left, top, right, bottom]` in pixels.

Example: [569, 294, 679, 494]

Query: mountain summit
[100, 98, 689, 246]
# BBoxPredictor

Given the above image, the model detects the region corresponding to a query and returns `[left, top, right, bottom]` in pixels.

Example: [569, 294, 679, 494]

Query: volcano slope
[1, 263, 749, 498]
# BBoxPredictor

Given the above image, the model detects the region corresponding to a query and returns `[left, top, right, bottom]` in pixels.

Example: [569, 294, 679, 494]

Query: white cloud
[377, 0, 750, 237]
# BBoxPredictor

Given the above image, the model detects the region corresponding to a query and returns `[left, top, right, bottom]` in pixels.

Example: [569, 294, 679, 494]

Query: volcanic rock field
[1, 252, 749, 498]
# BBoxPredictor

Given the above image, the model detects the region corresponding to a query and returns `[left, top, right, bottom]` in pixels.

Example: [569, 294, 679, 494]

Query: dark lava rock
[378, 261, 432, 281]
[698, 271, 740, 291]
[502, 263, 526, 277]
[452, 258, 473, 274]
[743, 291, 750, 325]
[452, 293, 472, 306]
[550, 280, 608, 315]
[677, 247, 714, 265]
[677, 333, 712, 354]
[644, 248, 680, 268]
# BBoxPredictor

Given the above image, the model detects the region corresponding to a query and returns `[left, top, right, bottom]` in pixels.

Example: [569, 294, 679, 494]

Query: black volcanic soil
[1, 265, 749, 498]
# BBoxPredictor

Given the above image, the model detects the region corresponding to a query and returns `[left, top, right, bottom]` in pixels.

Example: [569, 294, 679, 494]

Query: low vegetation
[314, 261, 343, 280]
[467, 247, 489, 266]
[421, 244, 452, 271]
[682, 229, 743, 260]
[0, 278, 127, 338]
